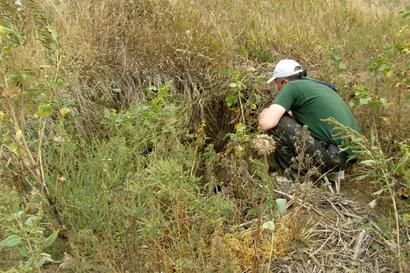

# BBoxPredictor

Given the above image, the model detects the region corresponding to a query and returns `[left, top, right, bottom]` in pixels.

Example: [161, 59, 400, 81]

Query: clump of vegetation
[1, 0, 409, 272]
[330, 118, 410, 272]
[0, 188, 59, 272]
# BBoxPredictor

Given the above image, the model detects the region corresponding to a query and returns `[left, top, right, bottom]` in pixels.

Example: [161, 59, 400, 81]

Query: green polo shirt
[273, 78, 360, 153]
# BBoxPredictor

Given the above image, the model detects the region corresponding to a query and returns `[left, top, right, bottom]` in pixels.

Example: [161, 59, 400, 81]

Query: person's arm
[258, 104, 286, 131]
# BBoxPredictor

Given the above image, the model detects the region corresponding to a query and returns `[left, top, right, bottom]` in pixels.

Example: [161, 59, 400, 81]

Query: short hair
[285, 69, 307, 81]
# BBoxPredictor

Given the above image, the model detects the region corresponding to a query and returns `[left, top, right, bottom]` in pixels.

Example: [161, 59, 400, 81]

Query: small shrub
[0, 186, 58, 272]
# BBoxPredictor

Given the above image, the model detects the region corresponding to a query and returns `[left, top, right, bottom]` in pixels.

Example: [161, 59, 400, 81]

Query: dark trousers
[268, 116, 349, 174]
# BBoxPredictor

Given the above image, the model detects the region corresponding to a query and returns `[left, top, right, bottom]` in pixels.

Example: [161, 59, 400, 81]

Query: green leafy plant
[330, 47, 348, 72]
[225, 122, 252, 159]
[224, 70, 262, 127]
[351, 85, 390, 108]
[40, 81, 238, 272]
[0, 188, 59, 271]
[360, 8, 409, 109]
[0, 6, 69, 237]
[393, 141, 410, 190]
[1, 0, 410, 272]
[329, 118, 407, 272]
[262, 198, 287, 273]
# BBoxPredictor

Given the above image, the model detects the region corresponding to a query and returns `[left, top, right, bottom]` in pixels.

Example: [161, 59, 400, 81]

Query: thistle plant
[254, 134, 277, 156]
[252, 134, 276, 273]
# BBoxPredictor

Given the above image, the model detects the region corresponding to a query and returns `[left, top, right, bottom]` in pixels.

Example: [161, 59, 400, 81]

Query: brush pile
[268, 180, 402, 273]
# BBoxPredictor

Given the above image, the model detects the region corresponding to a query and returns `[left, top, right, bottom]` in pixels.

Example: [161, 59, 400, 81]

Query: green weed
[330, 118, 409, 272]
[0, 187, 59, 272]
[1, 1, 410, 272]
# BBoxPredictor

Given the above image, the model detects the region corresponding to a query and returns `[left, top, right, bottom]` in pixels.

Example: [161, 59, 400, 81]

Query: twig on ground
[273, 189, 324, 217]
[353, 229, 367, 260]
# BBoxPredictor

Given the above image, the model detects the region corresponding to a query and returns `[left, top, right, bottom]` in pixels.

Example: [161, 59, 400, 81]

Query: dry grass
[268, 180, 404, 273]
[1, 0, 409, 272]
[34, 0, 408, 141]
[196, 177, 406, 273]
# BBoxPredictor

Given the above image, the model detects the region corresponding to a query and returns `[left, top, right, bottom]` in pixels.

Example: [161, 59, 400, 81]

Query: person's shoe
[326, 170, 345, 183]
[284, 167, 299, 183]
[323, 170, 345, 193]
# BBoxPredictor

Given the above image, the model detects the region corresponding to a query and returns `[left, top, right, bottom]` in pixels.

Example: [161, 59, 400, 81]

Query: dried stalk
[3, 77, 67, 237]
[353, 229, 367, 260]
[252, 153, 268, 273]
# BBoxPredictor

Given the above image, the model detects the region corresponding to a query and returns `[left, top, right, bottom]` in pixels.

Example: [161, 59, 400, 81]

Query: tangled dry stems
[273, 181, 407, 273]
[211, 152, 405, 272]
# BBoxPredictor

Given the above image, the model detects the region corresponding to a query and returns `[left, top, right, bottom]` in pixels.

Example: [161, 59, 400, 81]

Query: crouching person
[258, 59, 360, 181]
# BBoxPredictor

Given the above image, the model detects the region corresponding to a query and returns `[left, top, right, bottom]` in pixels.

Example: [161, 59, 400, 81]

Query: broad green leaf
[246, 207, 258, 217]
[24, 216, 35, 227]
[368, 100, 381, 109]
[22, 74, 29, 81]
[14, 211, 23, 219]
[42, 231, 59, 249]
[379, 63, 388, 72]
[144, 86, 157, 94]
[262, 220, 275, 231]
[56, 79, 64, 86]
[10, 200, 20, 214]
[0, 234, 21, 247]
[275, 198, 287, 217]
[38, 104, 53, 118]
[254, 94, 262, 104]
[359, 97, 371, 105]
[19, 247, 29, 257]
[225, 95, 238, 107]
[219, 67, 232, 76]
[234, 122, 245, 131]
[1, 46, 10, 56]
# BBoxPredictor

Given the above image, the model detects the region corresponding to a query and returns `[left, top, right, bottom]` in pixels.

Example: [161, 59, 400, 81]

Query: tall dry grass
[0, 0, 409, 272]
[38, 0, 408, 141]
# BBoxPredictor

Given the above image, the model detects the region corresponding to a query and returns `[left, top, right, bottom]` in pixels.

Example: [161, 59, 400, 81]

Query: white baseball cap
[267, 59, 303, 84]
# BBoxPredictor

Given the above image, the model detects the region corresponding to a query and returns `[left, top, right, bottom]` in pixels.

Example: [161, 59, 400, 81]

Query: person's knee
[275, 115, 295, 131]
[271, 116, 308, 146]
[268, 116, 297, 138]
[322, 144, 349, 171]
